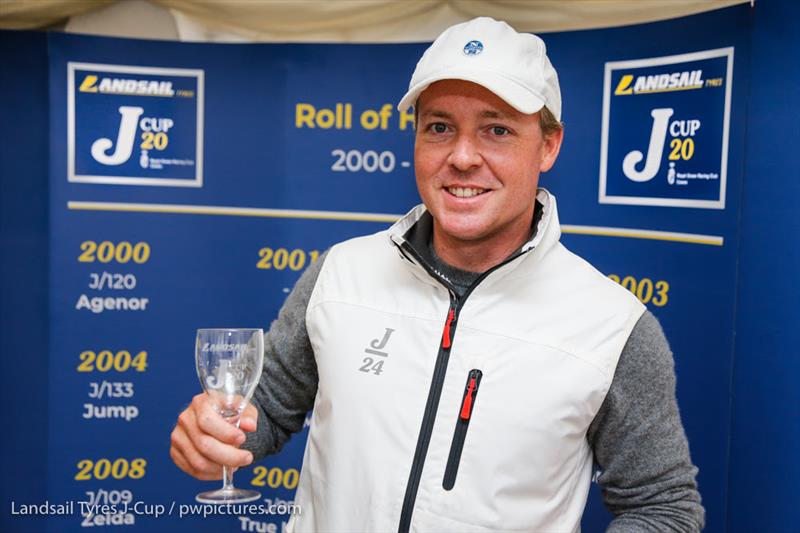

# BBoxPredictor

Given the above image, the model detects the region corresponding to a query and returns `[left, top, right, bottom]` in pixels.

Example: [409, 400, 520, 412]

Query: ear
[539, 128, 564, 173]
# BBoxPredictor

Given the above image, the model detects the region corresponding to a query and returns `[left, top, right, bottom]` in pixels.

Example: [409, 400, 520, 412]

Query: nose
[446, 133, 482, 172]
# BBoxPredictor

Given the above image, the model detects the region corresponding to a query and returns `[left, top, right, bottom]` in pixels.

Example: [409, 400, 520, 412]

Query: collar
[388, 188, 561, 260]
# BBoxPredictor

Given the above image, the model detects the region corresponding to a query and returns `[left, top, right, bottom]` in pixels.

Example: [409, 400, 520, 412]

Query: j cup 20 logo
[67, 62, 204, 187]
[599, 48, 733, 209]
[204, 359, 247, 391]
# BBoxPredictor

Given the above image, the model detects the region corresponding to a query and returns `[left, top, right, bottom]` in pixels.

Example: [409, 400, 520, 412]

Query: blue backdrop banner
[1, 3, 772, 532]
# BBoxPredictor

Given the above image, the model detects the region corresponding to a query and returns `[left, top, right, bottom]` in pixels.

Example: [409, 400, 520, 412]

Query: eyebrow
[419, 110, 452, 120]
[418, 109, 517, 121]
[479, 110, 515, 120]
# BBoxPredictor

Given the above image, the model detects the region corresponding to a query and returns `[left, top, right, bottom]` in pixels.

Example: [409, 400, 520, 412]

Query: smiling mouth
[445, 187, 489, 198]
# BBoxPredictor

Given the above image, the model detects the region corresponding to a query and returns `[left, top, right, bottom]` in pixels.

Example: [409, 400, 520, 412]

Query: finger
[195, 433, 254, 468]
[192, 395, 246, 446]
[240, 403, 258, 433]
[176, 405, 230, 450]
[170, 443, 220, 481]
[170, 443, 190, 472]
[171, 423, 224, 479]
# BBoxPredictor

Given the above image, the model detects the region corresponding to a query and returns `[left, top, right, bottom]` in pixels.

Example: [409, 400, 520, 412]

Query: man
[171, 17, 704, 532]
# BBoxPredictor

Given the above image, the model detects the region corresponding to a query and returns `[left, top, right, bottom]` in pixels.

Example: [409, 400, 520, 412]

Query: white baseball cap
[397, 17, 562, 121]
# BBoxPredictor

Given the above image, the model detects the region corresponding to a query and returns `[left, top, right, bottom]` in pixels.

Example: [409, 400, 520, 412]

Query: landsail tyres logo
[68, 62, 204, 187]
[599, 48, 733, 209]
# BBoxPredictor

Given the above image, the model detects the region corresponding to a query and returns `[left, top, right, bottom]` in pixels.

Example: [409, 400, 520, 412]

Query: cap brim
[397, 68, 546, 115]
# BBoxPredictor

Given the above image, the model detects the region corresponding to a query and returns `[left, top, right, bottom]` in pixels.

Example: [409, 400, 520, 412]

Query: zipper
[396, 240, 530, 533]
[442, 308, 455, 349]
[443, 369, 482, 490]
[397, 294, 456, 533]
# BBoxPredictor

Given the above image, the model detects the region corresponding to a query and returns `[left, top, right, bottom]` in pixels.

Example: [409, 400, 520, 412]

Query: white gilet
[288, 189, 645, 532]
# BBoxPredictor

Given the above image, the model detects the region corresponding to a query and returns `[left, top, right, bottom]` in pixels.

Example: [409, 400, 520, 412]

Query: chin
[436, 220, 490, 243]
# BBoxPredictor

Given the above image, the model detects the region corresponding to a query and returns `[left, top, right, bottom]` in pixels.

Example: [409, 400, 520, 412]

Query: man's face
[414, 80, 562, 254]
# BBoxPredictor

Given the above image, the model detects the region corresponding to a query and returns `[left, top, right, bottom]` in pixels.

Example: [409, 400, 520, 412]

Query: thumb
[240, 403, 258, 433]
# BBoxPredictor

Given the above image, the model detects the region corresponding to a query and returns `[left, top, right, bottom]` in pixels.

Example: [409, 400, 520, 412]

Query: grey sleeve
[242, 251, 327, 460]
[587, 310, 705, 532]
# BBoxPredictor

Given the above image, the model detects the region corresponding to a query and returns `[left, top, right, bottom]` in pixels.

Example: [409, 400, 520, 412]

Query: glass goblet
[195, 328, 263, 504]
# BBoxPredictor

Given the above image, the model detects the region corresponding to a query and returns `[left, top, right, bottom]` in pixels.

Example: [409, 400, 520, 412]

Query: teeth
[447, 187, 486, 198]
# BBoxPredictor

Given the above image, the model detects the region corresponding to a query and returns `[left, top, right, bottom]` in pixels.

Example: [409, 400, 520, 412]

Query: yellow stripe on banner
[67, 201, 400, 223]
[562, 225, 723, 246]
[67, 201, 724, 246]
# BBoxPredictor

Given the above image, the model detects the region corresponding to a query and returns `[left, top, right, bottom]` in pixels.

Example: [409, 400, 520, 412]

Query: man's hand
[170, 393, 258, 480]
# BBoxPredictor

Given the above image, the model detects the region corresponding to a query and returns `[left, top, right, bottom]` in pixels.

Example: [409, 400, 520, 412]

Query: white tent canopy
[1, 0, 750, 42]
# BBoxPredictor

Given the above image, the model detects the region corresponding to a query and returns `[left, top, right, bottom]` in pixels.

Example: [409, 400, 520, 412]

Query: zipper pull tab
[460, 376, 477, 420]
[442, 308, 455, 349]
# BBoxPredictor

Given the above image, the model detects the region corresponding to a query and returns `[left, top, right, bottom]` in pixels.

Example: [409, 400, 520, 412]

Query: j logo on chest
[358, 328, 395, 376]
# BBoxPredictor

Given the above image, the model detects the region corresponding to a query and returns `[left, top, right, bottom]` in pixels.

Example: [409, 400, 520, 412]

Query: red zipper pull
[442, 308, 455, 349]
[460, 376, 477, 420]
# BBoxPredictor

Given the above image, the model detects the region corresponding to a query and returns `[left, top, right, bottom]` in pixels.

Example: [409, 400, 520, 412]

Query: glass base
[195, 487, 261, 504]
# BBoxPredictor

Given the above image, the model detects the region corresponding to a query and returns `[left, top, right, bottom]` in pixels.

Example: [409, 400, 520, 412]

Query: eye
[428, 122, 448, 134]
[490, 125, 510, 136]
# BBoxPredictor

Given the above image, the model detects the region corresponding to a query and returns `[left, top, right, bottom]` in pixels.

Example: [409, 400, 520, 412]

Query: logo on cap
[463, 40, 483, 56]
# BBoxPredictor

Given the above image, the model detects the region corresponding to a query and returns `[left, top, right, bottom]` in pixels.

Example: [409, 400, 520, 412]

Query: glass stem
[221, 415, 241, 491]
[222, 465, 234, 491]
